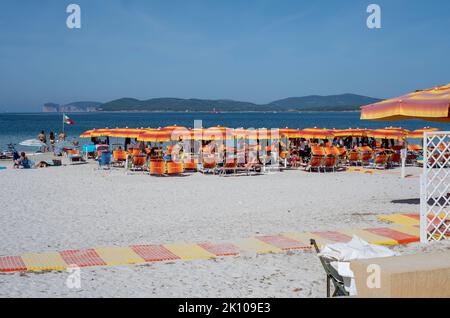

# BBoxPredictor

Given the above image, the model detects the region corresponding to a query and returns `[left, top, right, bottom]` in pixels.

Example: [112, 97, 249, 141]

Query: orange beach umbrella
[366, 128, 406, 140]
[137, 129, 172, 142]
[361, 83, 450, 122]
[332, 128, 369, 137]
[80, 129, 95, 138]
[108, 128, 147, 138]
[301, 128, 334, 139]
[408, 127, 440, 139]
[89, 128, 116, 137]
[279, 127, 302, 139]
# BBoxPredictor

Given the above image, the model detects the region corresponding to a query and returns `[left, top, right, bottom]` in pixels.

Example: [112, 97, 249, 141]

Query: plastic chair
[98, 151, 111, 169]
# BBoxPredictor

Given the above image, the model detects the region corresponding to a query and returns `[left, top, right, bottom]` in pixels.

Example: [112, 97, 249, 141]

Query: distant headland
[43, 94, 381, 113]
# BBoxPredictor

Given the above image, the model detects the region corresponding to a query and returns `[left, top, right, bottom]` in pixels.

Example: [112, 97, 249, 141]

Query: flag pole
[62, 113, 65, 134]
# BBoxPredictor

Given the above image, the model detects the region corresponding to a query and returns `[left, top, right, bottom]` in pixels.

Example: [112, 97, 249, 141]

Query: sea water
[0, 112, 448, 152]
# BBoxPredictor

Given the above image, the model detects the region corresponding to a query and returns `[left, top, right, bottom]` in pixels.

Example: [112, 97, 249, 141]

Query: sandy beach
[1, 156, 448, 297]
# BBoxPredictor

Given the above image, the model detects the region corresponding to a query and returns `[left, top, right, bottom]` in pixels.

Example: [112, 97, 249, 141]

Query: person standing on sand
[38, 130, 46, 143]
[38, 130, 48, 152]
[49, 132, 55, 151]
[58, 131, 66, 141]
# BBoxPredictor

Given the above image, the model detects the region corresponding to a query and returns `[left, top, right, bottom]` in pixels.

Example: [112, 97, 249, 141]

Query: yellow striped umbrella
[279, 127, 302, 138]
[366, 128, 406, 140]
[89, 128, 115, 137]
[225, 127, 279, 140]
[80, 129, 95, 138]
[332, 128, 369, 137]
[361, 83, 450, 122]
[108, 128, 147, 138]
[194, 126, 234, 141]
[301, 128, 335, 139]
[137, 129, 172, 142]
[162, 125, 192, 141]
[408, 127, 440, 139]
[383, 127, 410, 135]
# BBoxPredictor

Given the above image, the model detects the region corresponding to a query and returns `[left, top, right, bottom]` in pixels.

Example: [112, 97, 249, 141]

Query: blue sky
[0, 0, 449, 111]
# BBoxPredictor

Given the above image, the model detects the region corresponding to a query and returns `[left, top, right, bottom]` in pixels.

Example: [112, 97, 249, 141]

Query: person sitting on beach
[72, 138, 80, 147]
[13, 152, 32, 169]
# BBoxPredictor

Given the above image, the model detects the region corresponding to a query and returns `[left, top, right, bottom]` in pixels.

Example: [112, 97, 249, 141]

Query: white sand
[1, 158, 447, 297]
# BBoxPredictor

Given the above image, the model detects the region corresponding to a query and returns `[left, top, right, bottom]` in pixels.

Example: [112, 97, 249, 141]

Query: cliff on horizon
[42, 101, 102, 112]
[43, 94, 381, 112]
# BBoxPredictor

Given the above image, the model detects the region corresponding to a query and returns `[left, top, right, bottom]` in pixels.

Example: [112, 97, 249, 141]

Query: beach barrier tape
[0, 222, 421, 273]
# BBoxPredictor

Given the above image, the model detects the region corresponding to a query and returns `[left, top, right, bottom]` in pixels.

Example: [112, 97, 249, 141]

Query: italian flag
[63, 114, 74, 125]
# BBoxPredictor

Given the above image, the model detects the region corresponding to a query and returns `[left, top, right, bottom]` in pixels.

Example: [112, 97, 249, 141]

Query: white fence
[420, 131, 450, 243]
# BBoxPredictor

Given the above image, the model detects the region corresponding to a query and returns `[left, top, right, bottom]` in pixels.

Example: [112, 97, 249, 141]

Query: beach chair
[373, 153, 387, 169]
[323, 146, 340, 172]
[83, 144, 97, 159]
[149, 159, 166, 176]
[347, 150, 360, 166]
[217, 159, 238, 176]
[337, 147, 347, 166]
[407, 144, 422, 166]
[310, 239, 349, 298]
[67, 149, 84, 164]
[306, 155, 324, 172]
[323, 155, 337, 172]
[356, 146, 373, 167]
[131, 155, 147, 171]
[235, 161, 262, 176]
[200, 157, 217, 174]
[128, 148, 141, 157]
[306, 146, 325, 172]
[388, 152, 401, 167]
[98, 151, 111, 169]
[167, 160, 184, 176]
[183, 157, 198, 172]
[112, 150, 127, 167]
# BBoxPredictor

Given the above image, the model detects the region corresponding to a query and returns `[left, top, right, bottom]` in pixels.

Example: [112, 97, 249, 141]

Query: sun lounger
[149, 159, 166, 175]
[310, 239, 349, 298]
[83, 144, 97, 159]
[373, 153, 387, 169]
[359, 151, 373, 167]
[323, 155, 338, 172]
[217, 159, 238, 176]
[67, 149, 84, 164]
[183, 158, 198, 172]
[388, 152, 401, 167]
[306, 155, 324, 172]
[234, 162, 263, 176]
[112, 150, 127, 167]
[347, 150, 360, 166]
[199, 158, 217, 174]
[166, 160, 184, 176]
[131, 155, 147, 171]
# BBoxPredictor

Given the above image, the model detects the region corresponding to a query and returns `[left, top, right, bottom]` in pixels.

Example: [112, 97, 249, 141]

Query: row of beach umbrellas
[79, 126, 441, 142]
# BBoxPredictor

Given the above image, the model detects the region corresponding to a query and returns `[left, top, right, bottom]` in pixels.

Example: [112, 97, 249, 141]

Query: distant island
[43, 101, 102, 113]
[43, 94, 381, 112]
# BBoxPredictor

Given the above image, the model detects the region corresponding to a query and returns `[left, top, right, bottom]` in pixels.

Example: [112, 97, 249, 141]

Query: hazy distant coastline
[43, 94, 381, 113]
